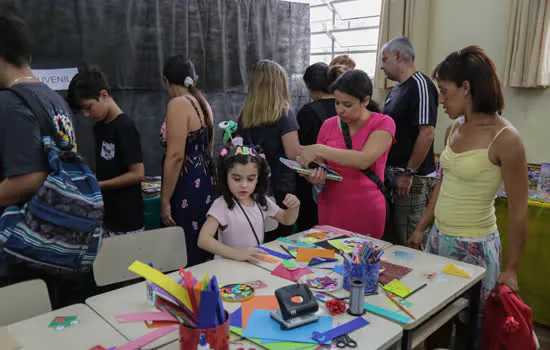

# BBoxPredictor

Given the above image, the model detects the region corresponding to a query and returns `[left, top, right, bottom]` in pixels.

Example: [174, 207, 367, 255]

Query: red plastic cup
[179, 311, 230, 350]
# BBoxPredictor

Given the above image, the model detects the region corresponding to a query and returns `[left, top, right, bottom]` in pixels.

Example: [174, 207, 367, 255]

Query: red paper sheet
[379, 261, 413, 285]
[271, 263, 312, 282]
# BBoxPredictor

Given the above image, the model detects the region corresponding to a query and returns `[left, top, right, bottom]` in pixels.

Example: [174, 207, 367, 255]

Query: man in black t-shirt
[68, 67, 145, 237]
[380, 36, 439, 246]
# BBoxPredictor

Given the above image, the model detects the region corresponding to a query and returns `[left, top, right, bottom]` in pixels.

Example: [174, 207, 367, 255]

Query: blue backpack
[0, 85, 104, 273]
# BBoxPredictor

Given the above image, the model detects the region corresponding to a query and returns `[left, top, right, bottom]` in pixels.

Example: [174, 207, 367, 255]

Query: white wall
[428, 0, 550, 163]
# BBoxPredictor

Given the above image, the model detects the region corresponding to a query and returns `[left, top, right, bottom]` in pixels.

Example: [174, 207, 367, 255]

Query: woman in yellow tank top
[408, 46, 528, 347]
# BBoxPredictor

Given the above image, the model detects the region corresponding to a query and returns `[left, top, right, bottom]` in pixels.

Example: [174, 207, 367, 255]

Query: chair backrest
[93, 226, 187, 286]
[0, 279, 52, 326]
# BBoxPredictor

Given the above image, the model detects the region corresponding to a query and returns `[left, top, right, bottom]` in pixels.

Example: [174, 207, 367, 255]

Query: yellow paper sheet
[327, 239, 352, 253]
[442, 263, 472, 278]
[383, 279, 413, 298]
[300, 237, 319, 244]
[128, 261, 192, 310]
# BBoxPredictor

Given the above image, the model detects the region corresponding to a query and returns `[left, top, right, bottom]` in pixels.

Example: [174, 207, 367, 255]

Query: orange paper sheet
[241, 295, 279, 328]
[252, 254, 280, 264]
[296, 247, 335, 263]
[307, 231, 327, 240]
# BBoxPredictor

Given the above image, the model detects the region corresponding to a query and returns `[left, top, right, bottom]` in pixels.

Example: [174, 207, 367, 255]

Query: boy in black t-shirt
[68, 67, 145, 237]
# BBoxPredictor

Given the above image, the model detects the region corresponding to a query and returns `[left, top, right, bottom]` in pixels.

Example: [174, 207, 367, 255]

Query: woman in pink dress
[298, 70, 395, 239]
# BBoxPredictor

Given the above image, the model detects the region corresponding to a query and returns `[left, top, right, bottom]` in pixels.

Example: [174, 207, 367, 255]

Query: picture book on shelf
[279, 157, 343, 182]
[536, 162, 550, 203]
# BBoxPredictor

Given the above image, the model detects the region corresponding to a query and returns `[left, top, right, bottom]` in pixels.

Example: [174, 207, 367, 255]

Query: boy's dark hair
[331, 69, 380, 113]
[216, 146, 270, 211]
[0, 15, 32, 67]
[432, 45, 504, 114]
[67, 66, 111, 110]
[303, 63, 346, 94]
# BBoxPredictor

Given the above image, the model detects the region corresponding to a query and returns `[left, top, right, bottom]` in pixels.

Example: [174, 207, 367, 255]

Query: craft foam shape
[116, 325, 178, 350]
[128, 261, 192, 310]
[383, 279, 414, 298]
[442, 263, 472, 278]
[312, 317, 369, 344]
[116, 311, 177, 323]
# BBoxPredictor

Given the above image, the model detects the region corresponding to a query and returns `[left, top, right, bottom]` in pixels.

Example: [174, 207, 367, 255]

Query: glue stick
[197, 334, 211, 350]
[145, 262, 154, 305]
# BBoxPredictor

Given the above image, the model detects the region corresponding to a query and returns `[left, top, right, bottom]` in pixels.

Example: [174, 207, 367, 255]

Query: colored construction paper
[314, 225, 353, 237]
[442, 263, 472, 278]
[276, 237, 317, 248]
[128, 261, 192, 312]
[383, 279, 413, 298]
[271, 263, 313, 282]
[386, 299, 414, 311]
[379, 261, 413, 285]
[296, 247, 335, 263]
[307, 231, 327, 240]
[333, 264, 344, 275]
[258, 246, 292, 260]
[300, 237, 319, 244]
[245, 280, 268, 289]
[230, 307, 242, 328]
[363, 302, 411, 323]
[282, 259, 297, 269]
[252, 253, 281, 264]
[243, 309, 333, 344]
[230, 326, 318, 350]
[241, 295, 279, 328]
[197, 289, 219, 328]
[393, 251, 415, 260]
[48, 316, 79, 330]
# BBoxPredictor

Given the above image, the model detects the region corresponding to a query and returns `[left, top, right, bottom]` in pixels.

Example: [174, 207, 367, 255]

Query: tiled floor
[535, 323, 550, 350]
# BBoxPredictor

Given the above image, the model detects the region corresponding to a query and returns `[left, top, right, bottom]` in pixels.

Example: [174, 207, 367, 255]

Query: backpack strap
[9, 84, 72, 151]
[340, 120, 391, 201]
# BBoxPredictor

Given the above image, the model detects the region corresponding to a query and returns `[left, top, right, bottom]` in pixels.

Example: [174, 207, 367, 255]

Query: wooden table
[327, 245, 486, 349]
[87, 258, 403, 349]
[7, 304, 127, 350]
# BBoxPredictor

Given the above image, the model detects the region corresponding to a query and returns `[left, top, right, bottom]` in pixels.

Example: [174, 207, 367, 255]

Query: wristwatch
[404, 168, 416, 176]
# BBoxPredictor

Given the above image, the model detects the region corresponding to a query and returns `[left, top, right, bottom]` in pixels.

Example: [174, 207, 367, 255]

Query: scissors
[335, 334, 357, 348]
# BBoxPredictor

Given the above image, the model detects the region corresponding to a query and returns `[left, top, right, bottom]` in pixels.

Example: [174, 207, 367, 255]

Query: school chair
[93, 226, 188, 286]
[0, 279, 52, 325]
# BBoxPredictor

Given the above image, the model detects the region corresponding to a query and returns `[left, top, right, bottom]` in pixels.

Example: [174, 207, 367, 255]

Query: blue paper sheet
[393, 251, 415, 260]
[364, 302, 411, 323]
[230, 307, 242, 328]
[243, 309, 332, 344]
[257, 246, 292, 260]
[333, 264, 344, 275]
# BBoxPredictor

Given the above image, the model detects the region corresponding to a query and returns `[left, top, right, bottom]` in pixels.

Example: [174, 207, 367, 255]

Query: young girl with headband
[198, 145, 300, 261]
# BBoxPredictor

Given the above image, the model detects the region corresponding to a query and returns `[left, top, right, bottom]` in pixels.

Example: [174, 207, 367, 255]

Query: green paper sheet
[327, 238, 353, 253]
[230, 326, 318, 350]
[282, 259, 297, 269]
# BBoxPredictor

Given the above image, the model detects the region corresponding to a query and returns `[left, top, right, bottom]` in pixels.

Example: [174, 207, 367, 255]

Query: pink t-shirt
[317, 113, 396, 238]
[207, 196, 280, 249]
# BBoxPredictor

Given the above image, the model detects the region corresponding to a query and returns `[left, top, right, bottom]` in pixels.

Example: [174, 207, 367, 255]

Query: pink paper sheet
[271, 263, 312, 282]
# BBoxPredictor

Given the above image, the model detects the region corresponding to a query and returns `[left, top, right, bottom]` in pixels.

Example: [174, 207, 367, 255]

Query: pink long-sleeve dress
[317, 113, 396, 239]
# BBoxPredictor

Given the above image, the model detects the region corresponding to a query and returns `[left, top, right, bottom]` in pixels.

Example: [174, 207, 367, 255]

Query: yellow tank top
[434, 122, 511, 238]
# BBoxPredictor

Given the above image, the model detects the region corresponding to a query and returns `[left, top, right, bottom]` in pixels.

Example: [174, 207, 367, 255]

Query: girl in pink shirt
[299, 70, 395, 239]
[198, 145, 300, 261]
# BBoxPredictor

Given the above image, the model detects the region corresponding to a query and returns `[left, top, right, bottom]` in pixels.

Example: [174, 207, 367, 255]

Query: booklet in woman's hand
[279, 157, 343, 182]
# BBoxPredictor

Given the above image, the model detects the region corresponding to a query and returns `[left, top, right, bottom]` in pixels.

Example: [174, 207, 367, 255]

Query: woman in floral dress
[160, 55, 215, 266]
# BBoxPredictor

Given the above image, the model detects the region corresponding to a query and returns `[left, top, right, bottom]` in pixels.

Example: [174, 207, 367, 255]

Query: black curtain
[1, 0, 311, 174]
